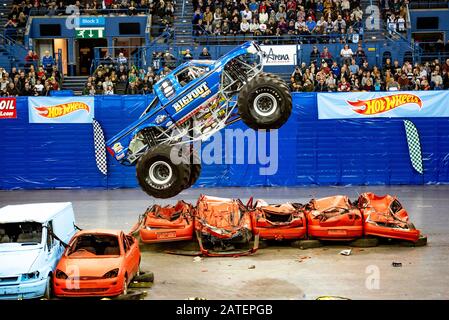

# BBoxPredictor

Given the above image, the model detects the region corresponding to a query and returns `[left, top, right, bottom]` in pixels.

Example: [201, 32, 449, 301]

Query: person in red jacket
[24, 50, 39, 69]
[338, 77, 351, 92]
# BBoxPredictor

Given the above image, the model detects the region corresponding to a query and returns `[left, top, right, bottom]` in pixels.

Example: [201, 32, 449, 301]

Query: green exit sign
[75, 28, 104, 39]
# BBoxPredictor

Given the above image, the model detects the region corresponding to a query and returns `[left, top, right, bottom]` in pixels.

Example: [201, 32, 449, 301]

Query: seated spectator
[6, 83, 20, 96]
[104, 85, 114, 95]
[349, 59, 359, 74]
[386, 78, 400, 91]
[126, 82, 139, 94]
[240, 18, 250, 34]
[310, 46, 320, 65]
[290, 66, 303, 92]
[338, 77, 351, 92]
[34, 79, 44, 95]
[340, 44, 353, 66]
[199, 47, 212, 60]
[140, 84, 152, 95]
[315, 79, 328, 92]
[362, 79, 374, 91]
[320, 46, 333, 65]
[117, 53, 128, 66]
[183, 49, 194, 61]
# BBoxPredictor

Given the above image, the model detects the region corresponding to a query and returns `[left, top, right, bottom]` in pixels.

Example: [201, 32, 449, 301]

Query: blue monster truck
[106, 41, 292, 198]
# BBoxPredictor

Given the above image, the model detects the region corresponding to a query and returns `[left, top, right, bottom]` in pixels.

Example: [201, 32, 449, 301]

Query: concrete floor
[1, 185, 448, 300]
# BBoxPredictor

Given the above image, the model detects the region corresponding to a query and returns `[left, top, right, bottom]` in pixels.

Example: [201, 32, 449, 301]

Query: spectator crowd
[290, 44, 449, 92]
[82, 46, 214, 95]
[192, 0, 365, 42]
[0, 50, 62, 96]
[4, 0, 175, 42]
[381, 0, 409, 35]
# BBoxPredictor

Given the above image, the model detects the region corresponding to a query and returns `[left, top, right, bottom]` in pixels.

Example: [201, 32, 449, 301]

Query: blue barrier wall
[2, 93, 449, 190]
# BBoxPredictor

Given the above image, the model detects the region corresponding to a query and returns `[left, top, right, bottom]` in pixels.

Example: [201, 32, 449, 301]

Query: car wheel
[137, 258, 141, 277]
[291, 239, 323, 249]
[238, 73, 292, 130]
[350, 237, 379, 248]
[43, 275, 53, 300]
[136, 144, 191, 199]
[123, 276, 128, 296]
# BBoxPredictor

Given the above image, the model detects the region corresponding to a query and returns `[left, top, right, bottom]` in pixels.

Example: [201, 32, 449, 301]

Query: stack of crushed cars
[131, 193, 427, 257]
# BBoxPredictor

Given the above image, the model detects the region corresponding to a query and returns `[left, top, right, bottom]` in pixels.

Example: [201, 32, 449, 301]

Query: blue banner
[317, 91, 449, 119]
[28, 97, 95, 124]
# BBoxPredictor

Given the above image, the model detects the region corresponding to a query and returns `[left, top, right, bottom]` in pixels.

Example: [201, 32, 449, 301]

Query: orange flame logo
[35, 102, 90, 118]
[348, 94, 423, 115]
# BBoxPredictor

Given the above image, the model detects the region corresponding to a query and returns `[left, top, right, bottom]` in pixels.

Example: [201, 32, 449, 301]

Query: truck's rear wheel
[238, 73, 292, 130]
[136, 144, 191, 199]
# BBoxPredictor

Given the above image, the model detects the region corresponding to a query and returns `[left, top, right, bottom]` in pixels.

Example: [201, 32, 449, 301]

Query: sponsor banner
[260, 45, 298, 66]
[28, 97, 94, 123]
[317, 91, 449, 119]
[0, 98, 17, 119]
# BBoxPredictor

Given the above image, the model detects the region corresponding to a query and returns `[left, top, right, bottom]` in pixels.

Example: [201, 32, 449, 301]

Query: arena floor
[1, 186, 448, 300]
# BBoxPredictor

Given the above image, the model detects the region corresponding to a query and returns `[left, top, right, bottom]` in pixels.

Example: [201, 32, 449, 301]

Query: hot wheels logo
[34, 102, 90, 118]
[348, 94, 423, 115]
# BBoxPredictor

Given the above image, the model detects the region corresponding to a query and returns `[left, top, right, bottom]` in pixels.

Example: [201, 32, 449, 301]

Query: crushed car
[105, 41, 292, 199]
[249, 199, 307, 241]
[303, 195, 363, 240]
[137, 200, 194, 243]
[357, 192, 425, 243]
[194, 195, 258, 257]
[0, 202, 77, 300]
[53, 229, 140, 298]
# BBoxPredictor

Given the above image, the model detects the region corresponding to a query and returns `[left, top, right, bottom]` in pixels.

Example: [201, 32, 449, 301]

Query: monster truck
[105, 41, 292, 199]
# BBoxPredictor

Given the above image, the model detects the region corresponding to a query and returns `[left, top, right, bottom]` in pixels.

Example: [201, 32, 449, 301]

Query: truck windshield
[176, 66, 208, 87]
[0, 222, 42, 245]
[68, 234, 120, 256]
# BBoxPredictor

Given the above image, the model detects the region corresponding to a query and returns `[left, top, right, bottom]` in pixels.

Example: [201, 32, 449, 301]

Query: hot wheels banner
[317, 91, 449, 119]
[28, 97, 95, 123]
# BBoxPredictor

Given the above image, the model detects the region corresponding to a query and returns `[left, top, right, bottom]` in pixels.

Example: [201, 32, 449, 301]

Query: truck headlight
[22, 271, 40, 281]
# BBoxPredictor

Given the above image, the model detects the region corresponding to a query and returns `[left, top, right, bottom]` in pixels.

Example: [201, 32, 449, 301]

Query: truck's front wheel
[238, 73, 292, 130]
[136, 144, 191, 199]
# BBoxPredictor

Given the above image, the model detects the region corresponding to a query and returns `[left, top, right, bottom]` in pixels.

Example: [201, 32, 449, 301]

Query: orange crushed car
[138, 200, 194, 243]
[357, 192, 421, 242]
[194, 195, 258, 257]
[304, 195, 363, 240]
[53, 229, 140, 298]
[249, 199, 306, 240]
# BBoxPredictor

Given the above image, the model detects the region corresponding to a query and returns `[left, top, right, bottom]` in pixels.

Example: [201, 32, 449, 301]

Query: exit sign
[75, 28, 104, 39]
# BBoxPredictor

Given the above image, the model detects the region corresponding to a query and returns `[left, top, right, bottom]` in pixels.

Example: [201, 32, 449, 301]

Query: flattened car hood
[0, 247, 41, 275]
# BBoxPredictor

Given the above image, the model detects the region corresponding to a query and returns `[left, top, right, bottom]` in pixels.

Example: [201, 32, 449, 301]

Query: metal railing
[414, 41, 449, 63]
[193, 32, 364, 46]
[409, 1, 449, 9]
[28, 7, 150, 17]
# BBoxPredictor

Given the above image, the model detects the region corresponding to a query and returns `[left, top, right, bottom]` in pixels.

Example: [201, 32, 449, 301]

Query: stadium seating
[1, 0, 449, 97]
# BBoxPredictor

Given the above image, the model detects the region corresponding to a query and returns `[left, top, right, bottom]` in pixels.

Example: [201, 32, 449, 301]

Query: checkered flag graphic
[403, 120, 423, 174]
[92, 119, 108, 175]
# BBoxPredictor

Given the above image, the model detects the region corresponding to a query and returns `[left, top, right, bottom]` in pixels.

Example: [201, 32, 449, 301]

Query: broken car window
[68, 234, 120, 256]
[0, 222, 43, 245]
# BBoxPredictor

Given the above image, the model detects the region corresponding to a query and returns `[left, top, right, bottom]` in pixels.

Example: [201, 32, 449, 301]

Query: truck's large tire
[238, 73, 292, 130]
[136, 144, 191, 199]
